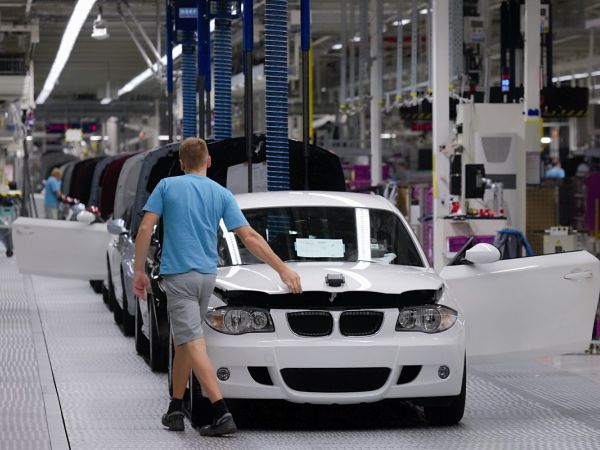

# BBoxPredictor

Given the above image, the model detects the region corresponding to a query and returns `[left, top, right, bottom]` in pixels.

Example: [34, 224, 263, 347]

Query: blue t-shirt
[545, 167, 565, 179]
[143, 174, 248, 275]
[44, 176, 61, 208]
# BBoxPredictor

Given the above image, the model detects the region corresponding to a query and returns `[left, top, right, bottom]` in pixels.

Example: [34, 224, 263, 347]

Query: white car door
[440, 251, 600, 362]
[12, 217, 111, 280]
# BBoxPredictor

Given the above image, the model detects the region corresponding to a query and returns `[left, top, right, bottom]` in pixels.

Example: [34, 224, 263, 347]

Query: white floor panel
[2, 254, 600, 449]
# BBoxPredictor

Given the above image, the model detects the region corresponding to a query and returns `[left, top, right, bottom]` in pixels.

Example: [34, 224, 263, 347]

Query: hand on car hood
[215, 262, 441, 295]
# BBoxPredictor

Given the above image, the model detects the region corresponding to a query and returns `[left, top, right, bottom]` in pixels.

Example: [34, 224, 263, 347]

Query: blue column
[265, 0, 289, 191]
[181, 30, 196, 139]
[213, 0, 232, 140]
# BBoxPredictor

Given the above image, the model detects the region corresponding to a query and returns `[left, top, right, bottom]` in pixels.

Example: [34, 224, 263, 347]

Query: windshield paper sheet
[295, 238, 345, 258]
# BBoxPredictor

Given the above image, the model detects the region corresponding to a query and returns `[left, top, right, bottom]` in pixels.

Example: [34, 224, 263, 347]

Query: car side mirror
[76, 211, 96, 224]
[465, 243, 501, 264]
[107, 218, 128, 235]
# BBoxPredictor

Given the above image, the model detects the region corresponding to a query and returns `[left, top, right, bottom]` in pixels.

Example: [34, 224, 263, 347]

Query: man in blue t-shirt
[44, 168, 63, 219]
[545, 160, 565, 179]
[133, 138, 301, 436]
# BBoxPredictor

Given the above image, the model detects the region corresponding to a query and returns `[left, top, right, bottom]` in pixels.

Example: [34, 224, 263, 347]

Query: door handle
[16, 228, 34, 235]
[564, 270, 593, 280]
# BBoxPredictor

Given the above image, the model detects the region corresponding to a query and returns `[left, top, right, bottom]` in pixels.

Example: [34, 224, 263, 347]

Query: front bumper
[205, 309, 465, 404]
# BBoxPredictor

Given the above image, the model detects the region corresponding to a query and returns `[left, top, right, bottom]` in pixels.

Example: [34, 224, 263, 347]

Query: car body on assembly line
[165, 190, 599, 427]
[105, 143, 179, 340]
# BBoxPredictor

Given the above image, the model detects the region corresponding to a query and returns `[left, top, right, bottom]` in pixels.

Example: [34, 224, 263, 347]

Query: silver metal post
[369, 0, 383, 186]
[432, 0, 451, 270]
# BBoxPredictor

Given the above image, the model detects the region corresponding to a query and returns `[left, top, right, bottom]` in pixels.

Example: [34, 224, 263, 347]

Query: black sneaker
[161, 411, 184, 431]
[199, 413, 237, 437]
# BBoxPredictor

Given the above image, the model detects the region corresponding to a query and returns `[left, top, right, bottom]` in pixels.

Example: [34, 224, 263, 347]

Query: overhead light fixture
[158, 135, 170, 141]
[115, 18, 214, 97]
[331, 43, 343, 50]
[90, 135, 103, 141]
[36, 0, 98, 104]
[352, 35, 361, 42]
[393, 19, 411, 26]
[552, 70, 600, 83]
[540, 137, 552, 144]
[100, 97, 112, 105]
[116, 16, 215, 98]
[117, 44, 182, 97]
[420, 8, 429, 14]
[26, 136, 33, 141]
[91, 5, 109, 40]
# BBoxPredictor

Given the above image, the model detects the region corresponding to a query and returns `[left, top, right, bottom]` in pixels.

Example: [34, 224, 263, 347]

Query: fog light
[438, 365, 450, 379]
[217, 367, 230, 381]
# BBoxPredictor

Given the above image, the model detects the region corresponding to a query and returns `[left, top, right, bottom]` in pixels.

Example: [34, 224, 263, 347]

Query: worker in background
[44, 168, 62, 219]
[133, 137, 302, 436]
[390, 160, 408, 183]
[545, 160, 565, 179]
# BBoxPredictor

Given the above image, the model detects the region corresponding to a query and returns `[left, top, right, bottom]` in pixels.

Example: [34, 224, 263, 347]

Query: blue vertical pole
[300, 0, 310, 189]
[200, 0, 211, 137]
[243, 0, 254, 192]
[265, 0, 289, 191]
[213, 0, 232, 140]
[181, 30, 197, 139]
[197, 0, 205, 138]
[166, 0, 174, 142]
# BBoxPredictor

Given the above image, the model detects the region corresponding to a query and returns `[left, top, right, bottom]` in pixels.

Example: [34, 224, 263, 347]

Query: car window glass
[218, 207, 424, 268]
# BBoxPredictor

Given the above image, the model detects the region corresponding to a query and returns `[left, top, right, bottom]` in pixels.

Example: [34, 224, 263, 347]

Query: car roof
[234, 191, 397, 212]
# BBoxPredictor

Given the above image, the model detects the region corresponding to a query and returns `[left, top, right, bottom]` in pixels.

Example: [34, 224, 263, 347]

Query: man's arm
[133, 212, 160, 299]
[234, 225, 302, 294]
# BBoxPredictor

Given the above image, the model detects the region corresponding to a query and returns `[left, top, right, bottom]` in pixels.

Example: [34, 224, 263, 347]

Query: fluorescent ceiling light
[100, 97, 112, 105]
[36, 0, 97, 104]
[352, 35, 361, 42]
[381, 132, 397, 139]
[393, 19, 411, 26]
[115, 19, 214, 99]
[331, 43, 343, 50]
[540, 137, 552, 144]
[552, 70, 600, 83]
[90, 135, 102, 141]
[420, 8, 429, 14]
[117, 44, 182, 97]
[158, 135, 170, 141]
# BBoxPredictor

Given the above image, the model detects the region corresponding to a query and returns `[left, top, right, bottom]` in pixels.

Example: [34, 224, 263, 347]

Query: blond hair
[179, 138, 209, 170]
[51, 168, 62, 178]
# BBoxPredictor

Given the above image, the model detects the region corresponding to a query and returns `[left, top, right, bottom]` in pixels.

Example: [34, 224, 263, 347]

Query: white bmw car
[180, 191, 600, 426]
[12, 190, 600, 427]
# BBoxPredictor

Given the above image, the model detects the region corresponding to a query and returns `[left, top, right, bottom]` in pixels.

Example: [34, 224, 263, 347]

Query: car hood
[215, 262, 441, 295]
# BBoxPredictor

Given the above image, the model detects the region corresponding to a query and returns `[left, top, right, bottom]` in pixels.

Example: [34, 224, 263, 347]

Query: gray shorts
[163, 271, 217, 346]
[45, 207, 59, 220]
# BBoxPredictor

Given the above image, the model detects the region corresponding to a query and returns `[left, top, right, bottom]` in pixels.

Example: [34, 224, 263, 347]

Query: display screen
[178, 7, 197, 18]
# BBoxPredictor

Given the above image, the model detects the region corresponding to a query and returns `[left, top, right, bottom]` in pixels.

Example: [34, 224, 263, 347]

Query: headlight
[206, 307, 275, 335]
[395, 305, 457, 333]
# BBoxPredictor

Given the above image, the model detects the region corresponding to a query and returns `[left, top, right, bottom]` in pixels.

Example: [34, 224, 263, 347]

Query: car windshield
[217, 206, 424, 267]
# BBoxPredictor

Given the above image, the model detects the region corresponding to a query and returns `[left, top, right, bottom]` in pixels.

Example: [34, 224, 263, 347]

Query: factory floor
[2, 253, 600, 450]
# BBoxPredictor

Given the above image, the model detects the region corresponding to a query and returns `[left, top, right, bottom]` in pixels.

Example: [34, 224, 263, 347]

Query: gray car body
[107, 144, 179, 316]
